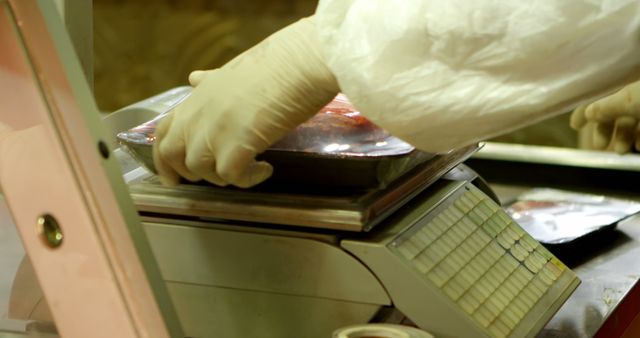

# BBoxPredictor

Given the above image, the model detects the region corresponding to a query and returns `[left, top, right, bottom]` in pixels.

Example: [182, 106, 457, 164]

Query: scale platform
[126, 145, 480, 232]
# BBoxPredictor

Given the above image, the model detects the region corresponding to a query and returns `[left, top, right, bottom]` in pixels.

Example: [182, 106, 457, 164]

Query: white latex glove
[570, 82, 640, 154]
[153, 17, 339, 188]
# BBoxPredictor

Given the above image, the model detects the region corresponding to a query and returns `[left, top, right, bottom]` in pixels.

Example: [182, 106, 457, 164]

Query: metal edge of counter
[467, 142, 640, 197]
[473, 142, 640, 172]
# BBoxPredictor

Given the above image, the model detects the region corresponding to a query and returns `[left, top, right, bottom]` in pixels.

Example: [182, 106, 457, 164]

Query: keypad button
[496, 211, 512, 225]
[526, 279, 545, 299]
[504, 227, 522, 242]
[524, 255, 543, 273]
[486, 241, 505, 261]
[512, 296, 533, 316]
[428, 265, 450, 288]
[472, 280, 494, 302]
[457, 219, 476, 237]
[415, 252, 438, 273]
[491, 288, 511, 310]
[430, 263, 457, 287]
[459, 264, 483, 287]
[505, 301, 526, 321]
[504, 256, 521, 275]
[489, 324, 508, 338]
[492, 266, 510, 286]
[519, 265, 535, 282]
[488, 319, 510, 338]
[499, 255, 519, 274]
[454, 198, 473, 213]
[437, 233, 456, 255]
[483, 219, 501, 238]
[422, 223, 442, 241]
[460, 194, 477, 209]
[458, 293, 480, 314]
[474, 204, 492, 220]
[413, 259, 430, 274]
[460, 291, 482, 313]
[467, 187, 486, 202]
[531, 250, 548, 266]
[412, 229, 431, 247]
[545, 261, 562, 280]
[450, 224, 468, 243]
[519, 285, 540, 308]
[473, 253, 494, 273]
[473, 305, 495, 328]
[422, 245, 447, 266]
[444, 279, 466, 301]
[432, 215, 450, 233]
[398, 241, 420, 260]
[509, 223, 527, 238]
[518, 237, 535, 253]
[480, 201, 496, 216]
[505, 273, 525, 295]
[498, 279, 517, 301]
[497, 231, 516, 251]
[457, 239, 477, 263]
[468, 211, 485, 226]
[449, 206, 465, 222]
[539, 268, 556, 286]
[472, 226, 493, 247]
[531, 275, 549, 296]
[482, 297, 502, 319]
[441, 209, 458, 225]
[510, 243, 529, 262]
[500, 308, 519, 330]
[538, 247, 555, 261]
[446, 249, 466, 272]
[486, 201, 500, 214]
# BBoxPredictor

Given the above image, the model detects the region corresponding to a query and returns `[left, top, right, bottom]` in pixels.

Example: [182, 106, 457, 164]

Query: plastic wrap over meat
[270, 94, 414, 156]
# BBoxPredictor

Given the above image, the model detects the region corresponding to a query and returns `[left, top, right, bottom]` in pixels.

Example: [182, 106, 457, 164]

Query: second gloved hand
[153, 17, 339, 188]
[570, 81, 640, 154]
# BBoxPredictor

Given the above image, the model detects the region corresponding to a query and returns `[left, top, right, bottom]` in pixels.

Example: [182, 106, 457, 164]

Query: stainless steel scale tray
[128, 145, 479, 232]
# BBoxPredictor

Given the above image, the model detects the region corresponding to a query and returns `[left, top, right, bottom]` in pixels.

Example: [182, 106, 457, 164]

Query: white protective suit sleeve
[315, 0, 640, 153]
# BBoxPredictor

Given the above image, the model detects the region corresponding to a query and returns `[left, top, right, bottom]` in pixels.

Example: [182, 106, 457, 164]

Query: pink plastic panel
[0, 1, 176, 337]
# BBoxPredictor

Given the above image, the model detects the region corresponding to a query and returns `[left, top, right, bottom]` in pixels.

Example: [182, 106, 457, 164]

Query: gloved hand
[570, 82, 640, 154]
[153, 17, 339, 188]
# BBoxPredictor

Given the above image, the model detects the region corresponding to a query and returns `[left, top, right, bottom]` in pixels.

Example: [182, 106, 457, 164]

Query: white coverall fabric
[315, 0, 640, 153]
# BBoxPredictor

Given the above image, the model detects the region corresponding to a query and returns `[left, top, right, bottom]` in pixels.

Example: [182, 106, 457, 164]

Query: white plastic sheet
[316, 0, 640, 152]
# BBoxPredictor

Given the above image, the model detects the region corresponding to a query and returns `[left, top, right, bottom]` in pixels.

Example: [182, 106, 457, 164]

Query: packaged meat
[507, 188, 640, 245]
[116, 91, 434, 188]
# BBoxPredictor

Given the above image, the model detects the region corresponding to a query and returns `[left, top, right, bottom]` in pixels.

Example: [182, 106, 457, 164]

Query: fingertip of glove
[614, 142, 631, 155]
[569, 120, 583, 130]
[584, 103, 599, 120]
[188, 70, 205, 86]
[569, 106, 587, 130]
[235, 162, 273, 188]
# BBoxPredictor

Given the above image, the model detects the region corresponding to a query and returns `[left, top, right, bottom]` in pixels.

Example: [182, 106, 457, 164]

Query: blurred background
[93, 0, 316, 111]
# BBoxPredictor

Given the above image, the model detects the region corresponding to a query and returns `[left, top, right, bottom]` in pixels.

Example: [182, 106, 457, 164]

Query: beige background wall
[93, 0, 316, 112]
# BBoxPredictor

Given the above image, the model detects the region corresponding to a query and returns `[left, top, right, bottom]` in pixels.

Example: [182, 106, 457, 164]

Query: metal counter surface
[492, 184, 640, 338]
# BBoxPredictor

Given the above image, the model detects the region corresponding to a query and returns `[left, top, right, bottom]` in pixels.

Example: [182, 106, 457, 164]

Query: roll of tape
[332, 324, 434, 338]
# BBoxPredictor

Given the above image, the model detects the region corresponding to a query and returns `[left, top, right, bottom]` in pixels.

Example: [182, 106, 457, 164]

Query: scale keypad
[392, 185, 566, 338]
